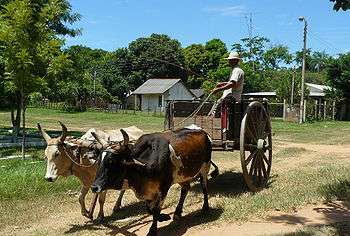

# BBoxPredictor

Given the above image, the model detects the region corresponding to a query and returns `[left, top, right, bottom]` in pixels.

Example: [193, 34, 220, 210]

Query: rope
[61, 145, 97, 168]
[170, 90, 215, 129]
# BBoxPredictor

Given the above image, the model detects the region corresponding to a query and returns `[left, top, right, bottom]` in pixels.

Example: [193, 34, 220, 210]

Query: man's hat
[226, 51, 241, 60]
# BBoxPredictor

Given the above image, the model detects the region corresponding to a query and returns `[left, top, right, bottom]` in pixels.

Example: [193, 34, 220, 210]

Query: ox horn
[91, 131, 108, 148]
[37, 123, 51, 143]
[58, 121, 68, 143]
[120, 129, 129, 146]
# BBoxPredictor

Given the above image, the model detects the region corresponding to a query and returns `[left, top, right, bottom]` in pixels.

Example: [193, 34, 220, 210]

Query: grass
[0, 107, 165, 134]
[272, 120, 350, 145]
[0, 156, 80, 201]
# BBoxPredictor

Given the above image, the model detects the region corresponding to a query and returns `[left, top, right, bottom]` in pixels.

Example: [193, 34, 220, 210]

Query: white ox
[38, 122, 144, 221]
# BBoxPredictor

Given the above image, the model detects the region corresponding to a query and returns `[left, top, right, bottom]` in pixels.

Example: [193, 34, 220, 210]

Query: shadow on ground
[191, 170, 276, 196]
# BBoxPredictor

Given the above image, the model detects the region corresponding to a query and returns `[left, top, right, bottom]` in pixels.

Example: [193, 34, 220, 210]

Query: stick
[87, 193, 98, 219]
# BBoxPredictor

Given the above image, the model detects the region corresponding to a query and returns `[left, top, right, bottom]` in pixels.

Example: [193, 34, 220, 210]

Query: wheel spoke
[257, 155, 263, 186]
[246, 124, 257, 143]
[249, 156, 257, 176]
[261, 155, 268, 179]
[262, 153, 271, 167]
[245, 149, 257, 166]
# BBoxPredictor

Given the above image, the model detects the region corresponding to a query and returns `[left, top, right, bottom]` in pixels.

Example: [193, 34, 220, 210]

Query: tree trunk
[21, 93, 26, 159]
[11, 94, 22, 140]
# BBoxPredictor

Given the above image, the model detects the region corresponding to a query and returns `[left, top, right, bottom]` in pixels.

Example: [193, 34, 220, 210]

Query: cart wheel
[240, 101, 272, 192]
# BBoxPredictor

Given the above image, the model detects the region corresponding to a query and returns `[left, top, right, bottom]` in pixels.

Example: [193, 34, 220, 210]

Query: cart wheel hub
[257, 139, 265, 150]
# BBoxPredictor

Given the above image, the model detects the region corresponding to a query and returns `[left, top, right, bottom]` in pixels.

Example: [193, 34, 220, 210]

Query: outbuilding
[130, 78, 195, 111]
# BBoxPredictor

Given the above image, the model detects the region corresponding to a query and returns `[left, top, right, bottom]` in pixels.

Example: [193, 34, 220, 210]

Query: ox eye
[55, 151, 60, 157]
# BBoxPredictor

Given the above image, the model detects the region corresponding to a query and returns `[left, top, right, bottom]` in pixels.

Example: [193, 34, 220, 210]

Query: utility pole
[245, 13, 254, 70]
[298, 16, 307, 123]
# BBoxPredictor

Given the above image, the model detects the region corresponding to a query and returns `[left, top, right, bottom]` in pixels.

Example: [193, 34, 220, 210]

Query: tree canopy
[331, 0, 350, 11]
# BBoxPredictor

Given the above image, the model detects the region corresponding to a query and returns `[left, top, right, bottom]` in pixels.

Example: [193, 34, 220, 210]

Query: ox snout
[45, 175, 58, 182]
[91, 184, 103, 193]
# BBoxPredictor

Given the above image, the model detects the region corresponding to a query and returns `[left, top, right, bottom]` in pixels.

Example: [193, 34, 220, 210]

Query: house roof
[243, 92, 277, 97]
[132, 79, 181, 95]
[190, 89, 205, 98]
[305, 83, 332, 91]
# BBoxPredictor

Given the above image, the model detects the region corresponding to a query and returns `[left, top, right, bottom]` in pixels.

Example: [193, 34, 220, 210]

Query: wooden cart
[164, 99, 272, 192]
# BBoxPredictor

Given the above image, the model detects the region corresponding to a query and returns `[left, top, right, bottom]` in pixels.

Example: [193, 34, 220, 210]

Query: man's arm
[212, 81, 239, 93]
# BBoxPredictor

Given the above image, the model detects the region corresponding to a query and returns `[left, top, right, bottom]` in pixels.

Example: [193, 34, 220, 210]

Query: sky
[65, 0, 350, 55]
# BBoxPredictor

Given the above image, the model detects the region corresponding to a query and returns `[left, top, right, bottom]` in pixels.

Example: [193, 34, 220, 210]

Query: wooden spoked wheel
[240, 101, 272, 192]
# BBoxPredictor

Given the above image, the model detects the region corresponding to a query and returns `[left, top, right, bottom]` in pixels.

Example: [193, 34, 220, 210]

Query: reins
[61, 145, 98, 168]
[167, 90, 215, 130]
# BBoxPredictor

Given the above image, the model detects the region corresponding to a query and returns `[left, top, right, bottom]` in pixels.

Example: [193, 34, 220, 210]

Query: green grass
[272, 120, 350, 145]
[0, 107, 165, 134]
[0, 155, 80, 201]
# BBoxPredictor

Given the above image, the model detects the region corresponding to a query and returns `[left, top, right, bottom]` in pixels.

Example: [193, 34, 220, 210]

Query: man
[209, 51, 245, 138]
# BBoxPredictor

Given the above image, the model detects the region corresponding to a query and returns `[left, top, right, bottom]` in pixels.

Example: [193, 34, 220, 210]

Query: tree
[331, 0, 350, 11]
[262, 45, 293, 70]
[0, 0, 79, 157]
[327, 53, 350, 100]
[128, 34, 186, 83]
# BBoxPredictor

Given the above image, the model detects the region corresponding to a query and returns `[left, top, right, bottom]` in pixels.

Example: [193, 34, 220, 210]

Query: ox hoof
[94, 216, 105, 224]
[82, 211, 93, 220]
[146, 228, 158, 236]
[112, 206, 121, 214]
[173, 213, 182, 221]
[201, 205, 210, 212]
[158, 213, 171, 222]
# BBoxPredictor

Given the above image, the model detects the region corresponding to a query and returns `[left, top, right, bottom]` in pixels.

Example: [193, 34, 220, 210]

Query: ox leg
[96, 190, 107, 223]
[147, 192, 169, 236]
[173, 183, 190, 220]
[79, 186, 90, 218]
[112, 190, 126, 213]
[200, 175, 209, 211]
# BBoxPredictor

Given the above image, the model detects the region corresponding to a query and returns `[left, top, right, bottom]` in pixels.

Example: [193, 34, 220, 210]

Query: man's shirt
[221, 66, 245, 101]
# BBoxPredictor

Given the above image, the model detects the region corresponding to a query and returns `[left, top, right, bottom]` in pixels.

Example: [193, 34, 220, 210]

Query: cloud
[203, 5, 246, 17]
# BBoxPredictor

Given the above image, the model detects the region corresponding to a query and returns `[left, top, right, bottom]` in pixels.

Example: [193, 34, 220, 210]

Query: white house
[130, 78, 195, 111]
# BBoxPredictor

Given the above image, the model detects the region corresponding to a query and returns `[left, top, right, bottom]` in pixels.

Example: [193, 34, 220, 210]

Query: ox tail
[209, 160, 219, 179]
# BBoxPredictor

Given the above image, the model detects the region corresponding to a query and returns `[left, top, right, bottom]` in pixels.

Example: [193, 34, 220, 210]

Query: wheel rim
[240, 101, 272, 192]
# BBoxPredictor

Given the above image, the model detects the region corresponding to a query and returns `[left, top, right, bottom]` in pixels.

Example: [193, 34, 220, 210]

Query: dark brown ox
[38, 122, 125, 221]
[91, 127, 218, 236]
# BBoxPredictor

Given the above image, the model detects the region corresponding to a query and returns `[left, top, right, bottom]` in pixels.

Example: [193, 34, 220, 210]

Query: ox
[38, 122, 125, 221]
[91, 126, 218, 236]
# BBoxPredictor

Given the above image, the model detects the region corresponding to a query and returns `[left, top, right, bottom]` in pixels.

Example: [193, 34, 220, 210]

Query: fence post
[332, 101, 336, 120]
[283, 99, 286, 121]
[324, 100, 327, 120]
[303, 100, 306, 122]
[314, 100, 318, 120]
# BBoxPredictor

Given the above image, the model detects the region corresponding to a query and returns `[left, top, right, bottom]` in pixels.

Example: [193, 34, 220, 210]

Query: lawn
[0, 108, 350, 235]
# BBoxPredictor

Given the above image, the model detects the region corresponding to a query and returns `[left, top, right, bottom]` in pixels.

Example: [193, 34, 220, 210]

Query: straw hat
[226, 51, 241, 60]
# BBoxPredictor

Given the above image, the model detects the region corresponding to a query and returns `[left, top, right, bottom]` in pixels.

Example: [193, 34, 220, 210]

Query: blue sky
[65, 0, 350, 55]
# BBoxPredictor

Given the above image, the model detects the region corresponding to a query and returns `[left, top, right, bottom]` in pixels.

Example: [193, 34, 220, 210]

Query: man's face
[228, 59, 239, 67]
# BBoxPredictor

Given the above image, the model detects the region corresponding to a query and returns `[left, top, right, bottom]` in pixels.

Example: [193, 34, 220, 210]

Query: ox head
[91, 129, 135, 193]
[38, 121, 73, 182]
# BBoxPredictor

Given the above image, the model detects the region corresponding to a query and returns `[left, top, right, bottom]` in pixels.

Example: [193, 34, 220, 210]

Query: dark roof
[190, 89, 205, 98]
[132, 79, 181, 95]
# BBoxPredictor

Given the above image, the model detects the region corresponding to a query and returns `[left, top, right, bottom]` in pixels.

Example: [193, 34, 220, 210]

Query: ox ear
[91, 132, 108, 148]
[37, 123, 51, 143]
[120, 129, 129, 147]
[58, 121, 68, 143]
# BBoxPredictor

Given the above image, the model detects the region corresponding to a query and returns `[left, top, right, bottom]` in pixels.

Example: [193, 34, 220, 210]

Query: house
[129, 78, 195, 111]
[242, 83, 332, 101]
[190, 89, 205, 100]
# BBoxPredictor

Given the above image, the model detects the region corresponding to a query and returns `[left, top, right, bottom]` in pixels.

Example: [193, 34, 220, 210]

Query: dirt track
[2, 141, 350, 236]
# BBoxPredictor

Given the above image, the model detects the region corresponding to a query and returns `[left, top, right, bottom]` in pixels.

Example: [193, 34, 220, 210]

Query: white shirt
[221, 66, 244, 101]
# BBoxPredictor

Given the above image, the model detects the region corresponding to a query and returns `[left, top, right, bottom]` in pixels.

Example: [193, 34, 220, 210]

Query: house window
[158, 95, 162, 107]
